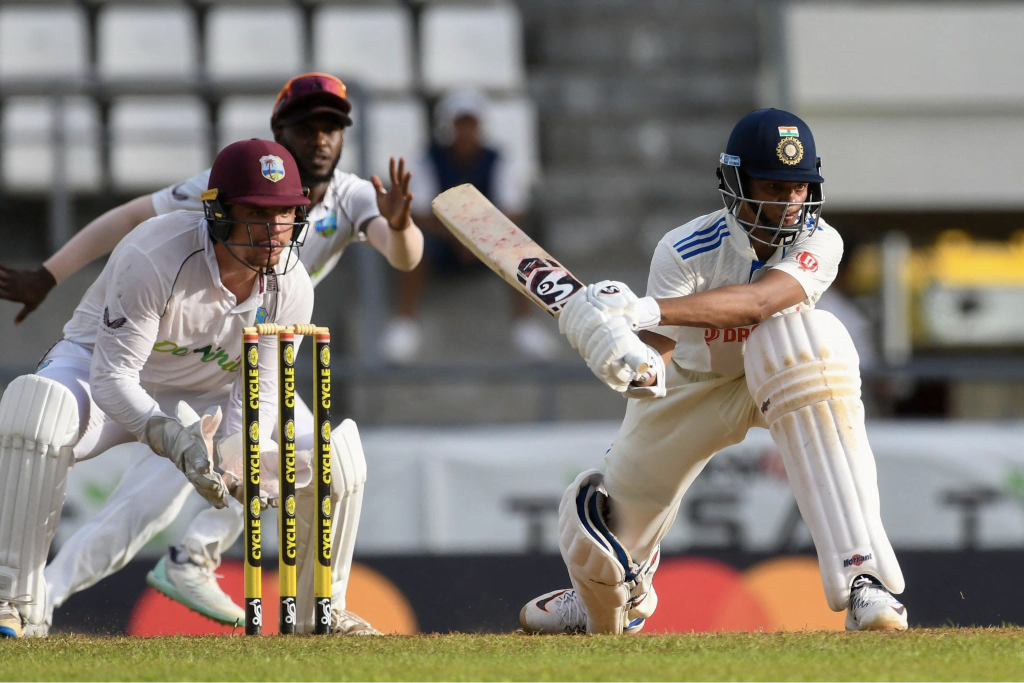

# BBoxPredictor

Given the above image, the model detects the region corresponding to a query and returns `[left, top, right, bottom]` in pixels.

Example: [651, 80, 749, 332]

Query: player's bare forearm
[656, 269, 807, 329]
[365, 216, 424, 271]
[44, 195, 157, 283]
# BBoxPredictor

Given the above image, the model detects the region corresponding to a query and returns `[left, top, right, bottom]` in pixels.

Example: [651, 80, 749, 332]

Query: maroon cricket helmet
[206, 139, 310, 207]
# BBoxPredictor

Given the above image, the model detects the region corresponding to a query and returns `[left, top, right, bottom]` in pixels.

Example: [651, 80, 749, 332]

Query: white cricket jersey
[62, 211, 315, 440]
[152, 165, 380, 286]
[645, 209, 843, 377]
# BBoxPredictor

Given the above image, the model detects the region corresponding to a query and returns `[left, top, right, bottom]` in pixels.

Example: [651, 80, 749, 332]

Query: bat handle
[623, 349, 650, 378]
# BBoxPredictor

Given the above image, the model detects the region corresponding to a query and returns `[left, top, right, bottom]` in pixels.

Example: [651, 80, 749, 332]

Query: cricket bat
[432, 183, 648, 374]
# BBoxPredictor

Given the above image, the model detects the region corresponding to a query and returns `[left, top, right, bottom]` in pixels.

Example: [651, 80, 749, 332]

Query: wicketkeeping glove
[145, 402, 229, 509]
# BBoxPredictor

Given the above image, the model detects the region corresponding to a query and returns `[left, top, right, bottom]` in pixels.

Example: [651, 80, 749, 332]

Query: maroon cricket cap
[206, 139, 310, 207]
[271, 72, 353, 128]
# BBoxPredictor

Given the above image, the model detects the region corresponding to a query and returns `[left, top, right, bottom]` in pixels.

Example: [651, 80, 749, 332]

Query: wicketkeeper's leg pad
[745, 309, 904, 611]
[558, 469, 660, 633]
[0, 375, 80, 626]
[294, 419, 366, 634]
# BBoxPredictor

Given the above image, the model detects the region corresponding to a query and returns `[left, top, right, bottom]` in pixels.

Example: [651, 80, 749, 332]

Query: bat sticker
[516, 257, 583, 314]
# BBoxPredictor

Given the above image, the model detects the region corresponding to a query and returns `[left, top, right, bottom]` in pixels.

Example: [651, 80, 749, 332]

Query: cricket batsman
[0, 73, 422, 635]
[0, 139, 322, 637]
[519, 109, 908, 634]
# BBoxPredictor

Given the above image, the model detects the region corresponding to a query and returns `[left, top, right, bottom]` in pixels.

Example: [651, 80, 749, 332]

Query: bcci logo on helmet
[259, 155, 286, 183]
[776, 138, 804, 166]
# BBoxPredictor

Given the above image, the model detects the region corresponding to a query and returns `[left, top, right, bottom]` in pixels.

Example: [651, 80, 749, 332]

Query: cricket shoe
[0, 601, 23, 638]
[331, 606, 381, 635]
[845, 575, 908, 630]
[146, 547, 245, 626]
[519, 588, 653, 635]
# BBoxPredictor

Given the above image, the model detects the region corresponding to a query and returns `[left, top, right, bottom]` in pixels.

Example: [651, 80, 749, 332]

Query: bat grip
[622, 349, 650, 377]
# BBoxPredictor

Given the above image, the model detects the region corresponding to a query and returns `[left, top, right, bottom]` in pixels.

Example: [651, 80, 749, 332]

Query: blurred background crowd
[1, 0, 1023, 634]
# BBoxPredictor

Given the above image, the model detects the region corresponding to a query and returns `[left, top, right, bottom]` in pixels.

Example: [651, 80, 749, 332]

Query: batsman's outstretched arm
[0, 195, 156, 324]
[653, 269, 807, 330]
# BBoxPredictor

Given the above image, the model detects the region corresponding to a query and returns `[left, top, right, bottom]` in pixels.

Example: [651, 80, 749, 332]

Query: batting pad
[0, 375, 79, 625]
[744, 310, 904, 611]
[294, 419, 365, 634]
[557, 470, 659, 633]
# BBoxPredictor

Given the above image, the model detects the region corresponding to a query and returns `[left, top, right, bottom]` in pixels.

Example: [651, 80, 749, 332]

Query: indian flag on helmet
[778, 126, 799, 137]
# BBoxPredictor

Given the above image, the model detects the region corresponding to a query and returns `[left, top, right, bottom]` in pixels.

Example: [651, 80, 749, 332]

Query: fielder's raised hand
[371, 156, 414, 232]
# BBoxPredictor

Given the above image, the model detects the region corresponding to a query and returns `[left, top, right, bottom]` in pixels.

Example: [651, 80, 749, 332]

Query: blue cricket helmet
[717, 108, 825, 247]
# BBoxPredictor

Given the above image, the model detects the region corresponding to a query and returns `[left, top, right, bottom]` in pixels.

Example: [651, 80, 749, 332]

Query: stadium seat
[1, 97, 101, 192]
[206, 5, 303, 80]
[313, 3, 414, 91]
[485, 96, 541, 190]
[110, 97, 210, 190]
[0, 5, 88, 79]
[420, 2, 525, 93]
[97, 4, 198, 79]
[217, 95, 278, 150]
[365, 97, 428, 180]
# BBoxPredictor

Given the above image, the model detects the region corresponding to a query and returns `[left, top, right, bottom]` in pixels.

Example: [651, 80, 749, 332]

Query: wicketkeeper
[0, 140, 349, 638]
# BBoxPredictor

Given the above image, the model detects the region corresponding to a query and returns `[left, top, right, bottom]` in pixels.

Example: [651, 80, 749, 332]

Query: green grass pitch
[2, 630, 1022, 681]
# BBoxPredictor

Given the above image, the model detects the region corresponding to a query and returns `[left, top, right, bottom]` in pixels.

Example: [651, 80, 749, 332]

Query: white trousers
[603, 362, 767, 559]
[36, 340, 310, 617]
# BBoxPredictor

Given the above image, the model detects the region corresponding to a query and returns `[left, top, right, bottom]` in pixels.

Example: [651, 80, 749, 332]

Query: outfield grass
[1, 630, 1022, 681]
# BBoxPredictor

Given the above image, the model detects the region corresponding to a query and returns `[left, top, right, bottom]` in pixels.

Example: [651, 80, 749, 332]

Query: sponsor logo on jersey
[153, 340, 242, 372]
[704, 325, 758, 346]
[843, 553, 873, 568]
[314, 210, 338, 238]
[170, 183, 189, 201]
[259, 155, 285, 183]
[103, 307, 127, 329]
[255, 307, 269, 325]
[795, 251, 819, 272]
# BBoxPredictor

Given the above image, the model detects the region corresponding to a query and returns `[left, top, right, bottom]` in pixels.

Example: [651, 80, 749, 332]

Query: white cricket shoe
[331, 606, 382, 635]
[519, 588, 651, 635]
[845, 575, 908, 631]
[0, 601, 23, 638]
[146, 548, 245, 626]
